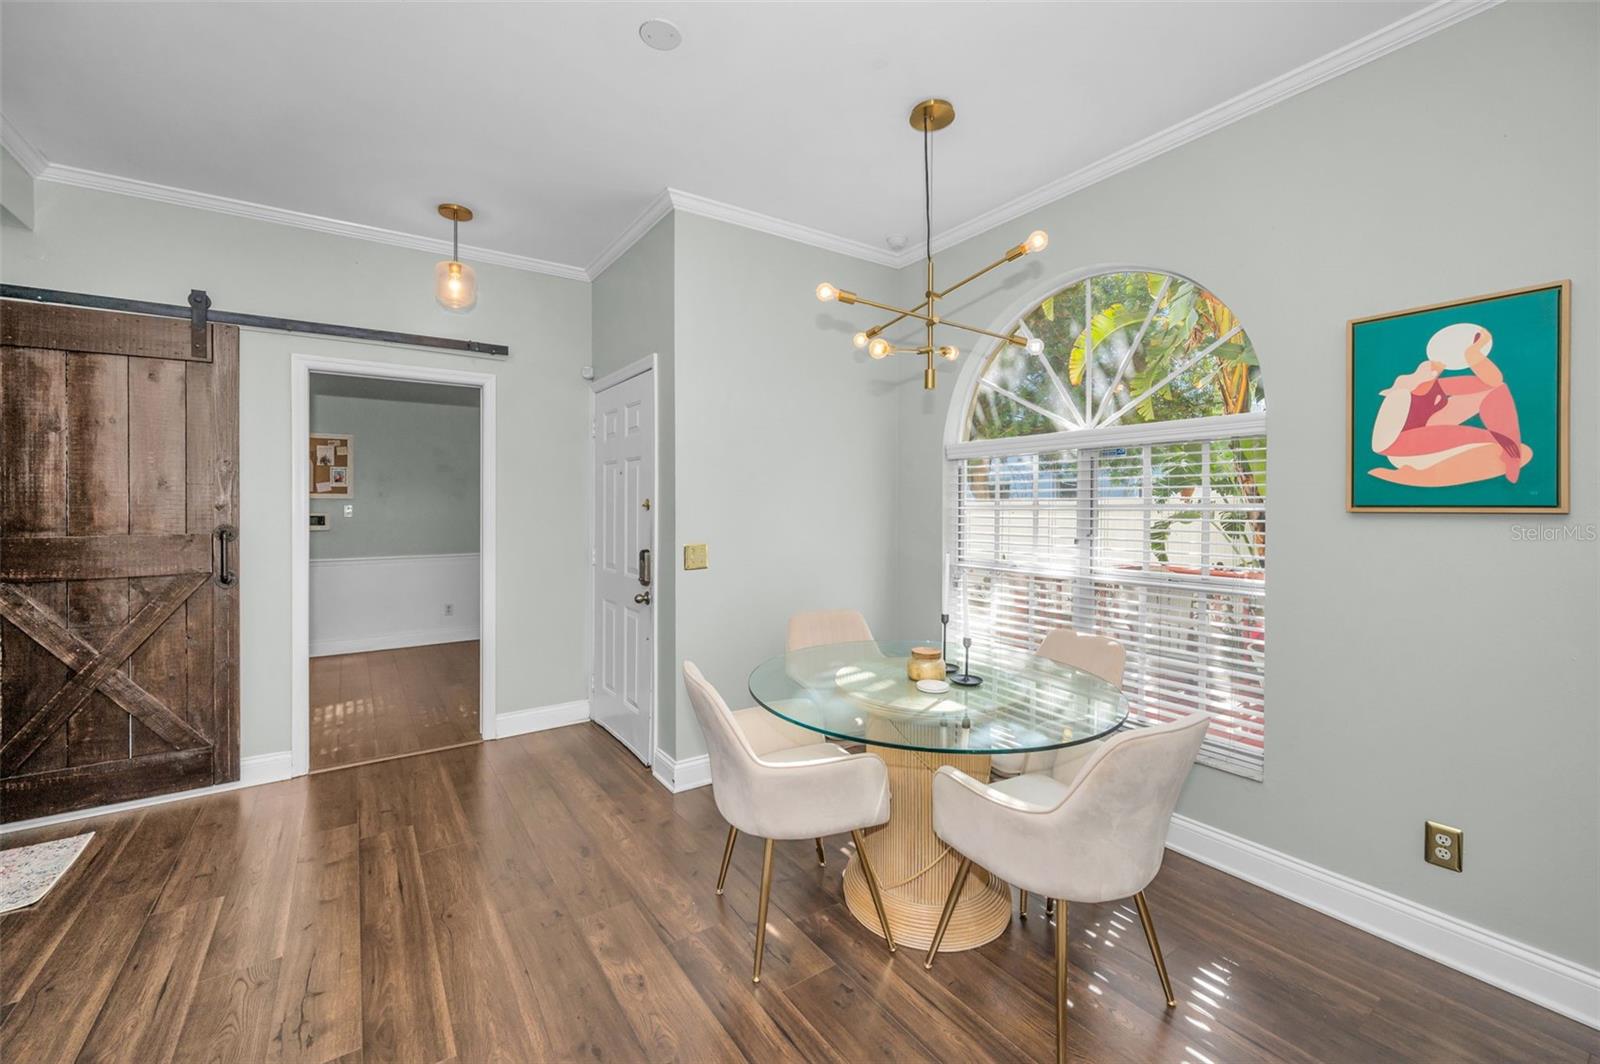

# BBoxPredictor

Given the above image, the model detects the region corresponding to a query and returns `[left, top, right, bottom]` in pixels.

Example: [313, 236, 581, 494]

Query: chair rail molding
[1166, 814, 1600, 1030]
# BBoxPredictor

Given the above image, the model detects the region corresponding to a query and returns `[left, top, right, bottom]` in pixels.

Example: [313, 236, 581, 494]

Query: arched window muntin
[943, 266, 1267, 779]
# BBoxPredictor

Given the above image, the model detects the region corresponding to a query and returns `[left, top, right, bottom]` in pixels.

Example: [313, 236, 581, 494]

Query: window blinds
[949, 433, 1266, 779]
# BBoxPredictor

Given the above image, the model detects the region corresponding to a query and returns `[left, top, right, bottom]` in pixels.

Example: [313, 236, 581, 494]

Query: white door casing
[590, 367, 655, 763]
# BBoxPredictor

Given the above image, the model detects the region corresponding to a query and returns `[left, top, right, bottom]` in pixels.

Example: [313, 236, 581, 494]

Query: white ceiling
[3, 2, 1448, 278]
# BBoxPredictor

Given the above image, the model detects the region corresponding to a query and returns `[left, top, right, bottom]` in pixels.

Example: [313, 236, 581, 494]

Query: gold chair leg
[815, 837, 826, 866]
[753, 838, 775, 983]
[851, 829, 895, 953]
[1055, 899, 1070, 1064]
[1134, 890, 1177, 1007]
[922, 855, 973, 969]
[715, 826, 738, 896]
[1019, 888, 1030, 919]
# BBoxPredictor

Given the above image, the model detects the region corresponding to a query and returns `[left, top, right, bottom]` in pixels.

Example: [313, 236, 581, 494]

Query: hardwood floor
[2, 722, 1595, 1064]
[308, 641, 479, 772]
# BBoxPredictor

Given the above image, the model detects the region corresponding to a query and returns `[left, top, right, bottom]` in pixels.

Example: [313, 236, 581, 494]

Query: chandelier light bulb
[816, 282, 839, 303]
[868, 337, 892, 359]
[435, 259, 478, 313]
[852, 331, 870, 349]
[1026, 337, 1045, 355]
[937, 345, 960, 361]
[1024, 230, 1049, 254]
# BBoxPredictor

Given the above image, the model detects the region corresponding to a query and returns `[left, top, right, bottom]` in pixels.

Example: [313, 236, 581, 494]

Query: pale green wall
[1, 144, 34, 229]
[591, 214, 678, 753]
[0, 182, 592, 755]
[888, 2, 1599, 966]
[308, 377, 480, 559]
[669, 212, 906, 759]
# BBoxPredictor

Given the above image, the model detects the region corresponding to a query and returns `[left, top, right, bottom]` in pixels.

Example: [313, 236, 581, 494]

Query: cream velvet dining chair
[715, 608, 879, 869]
[683, 661, 896, 982]
[786, 608, 874, 651]
[990, 627, 1127, 919]
[924, 711, 1210, 1064]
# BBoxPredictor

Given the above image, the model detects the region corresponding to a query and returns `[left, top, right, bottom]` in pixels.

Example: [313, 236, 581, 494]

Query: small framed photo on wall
[309, 432, 354, 498]
[1347, 281, 1569, 513]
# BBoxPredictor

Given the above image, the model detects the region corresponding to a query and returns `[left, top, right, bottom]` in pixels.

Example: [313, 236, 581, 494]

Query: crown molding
[665, 188, 903, 268]
[585, 188, 674, 280]
[0, 115, 48, 178]
[22, 152, 589, 282]
[894, 0, 1502, 266]
[2, 0, 1499, 285]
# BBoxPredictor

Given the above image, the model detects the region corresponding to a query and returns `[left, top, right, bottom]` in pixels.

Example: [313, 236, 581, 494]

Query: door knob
[634, 591, 652, 605]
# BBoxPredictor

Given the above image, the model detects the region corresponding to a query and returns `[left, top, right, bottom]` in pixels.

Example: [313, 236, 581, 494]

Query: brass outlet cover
[1425, 821, 1462, 872]
[683, 544, 708, 571]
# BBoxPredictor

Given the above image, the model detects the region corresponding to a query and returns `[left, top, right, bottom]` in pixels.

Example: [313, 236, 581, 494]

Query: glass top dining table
[747, 639, 1129, 757]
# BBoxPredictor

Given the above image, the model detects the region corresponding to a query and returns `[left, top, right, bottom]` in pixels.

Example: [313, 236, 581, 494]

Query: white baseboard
[1166, 814, 1600, 1030]
[0, 751, 295, 836]
[497, 699, 590, 738]
[651, 747, 711, 794]
[309, 625, 479, 658]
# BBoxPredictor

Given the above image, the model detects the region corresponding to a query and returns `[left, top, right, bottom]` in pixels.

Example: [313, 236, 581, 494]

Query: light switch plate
[343, 504, 354, 517]
[683, 544, 708, 570]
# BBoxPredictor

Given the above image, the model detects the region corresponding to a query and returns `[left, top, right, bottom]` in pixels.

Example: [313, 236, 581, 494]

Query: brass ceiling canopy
[437, 203, 474, 223]
[908, 98, 955, 132]
[816, 98, 1049, 389]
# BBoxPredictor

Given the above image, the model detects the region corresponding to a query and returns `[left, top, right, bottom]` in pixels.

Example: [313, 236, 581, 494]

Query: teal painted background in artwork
[1349, 285, 1564, 509]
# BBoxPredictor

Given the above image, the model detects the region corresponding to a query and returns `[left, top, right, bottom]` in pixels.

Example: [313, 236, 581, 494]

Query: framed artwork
[309, 432, 353, 498]
[1348, 281, 1569, 513]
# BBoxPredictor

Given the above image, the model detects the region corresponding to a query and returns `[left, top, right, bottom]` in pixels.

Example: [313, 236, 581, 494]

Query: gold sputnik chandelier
[816, 98, 1049, 390]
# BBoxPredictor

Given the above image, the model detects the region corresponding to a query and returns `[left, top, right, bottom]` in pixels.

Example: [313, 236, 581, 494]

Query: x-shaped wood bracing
[0, 574, 211, 774]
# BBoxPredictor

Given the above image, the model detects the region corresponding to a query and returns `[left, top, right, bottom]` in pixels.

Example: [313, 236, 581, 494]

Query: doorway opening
[290, 355, 497, 777]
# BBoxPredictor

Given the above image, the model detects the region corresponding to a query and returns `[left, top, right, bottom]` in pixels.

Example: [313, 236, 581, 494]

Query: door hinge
[590, 418, 597, 439]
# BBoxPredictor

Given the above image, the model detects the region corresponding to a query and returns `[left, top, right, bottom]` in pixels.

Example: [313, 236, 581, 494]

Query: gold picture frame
[1346, 280, 1570, 513]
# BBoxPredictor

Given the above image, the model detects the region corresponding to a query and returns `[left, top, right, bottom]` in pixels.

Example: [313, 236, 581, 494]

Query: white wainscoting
[309, 552, 479, 657]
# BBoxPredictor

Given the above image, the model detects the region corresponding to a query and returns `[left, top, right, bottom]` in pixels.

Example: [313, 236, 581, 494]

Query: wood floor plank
[266, 824, 362, 1064]
[171, 959, 283, 1064]
[358, 828, 454, 1064]
[418, 841, 552, 1063]
[308, 642, 478, 773]
[578, 900, 745, 1063]
[500, 901, 649, 1064]
[77, 896, 224, 1064]
[668, 922, 838, 1063]
[2, 722, 1593, 1064]
[0, 888, 157, 1064]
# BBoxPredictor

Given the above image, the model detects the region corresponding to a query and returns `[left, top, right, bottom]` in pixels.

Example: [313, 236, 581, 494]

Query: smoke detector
[639, 19, 682, 51]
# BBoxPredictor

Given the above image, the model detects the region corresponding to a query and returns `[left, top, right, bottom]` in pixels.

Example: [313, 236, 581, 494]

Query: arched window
[947, 269, 1266, 779]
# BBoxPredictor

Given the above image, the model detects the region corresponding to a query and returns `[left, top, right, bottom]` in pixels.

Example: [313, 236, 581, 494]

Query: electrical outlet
[444, 603, 454, 617]
[1425, 821, 1462, 872]
[343, 504, 354, 517]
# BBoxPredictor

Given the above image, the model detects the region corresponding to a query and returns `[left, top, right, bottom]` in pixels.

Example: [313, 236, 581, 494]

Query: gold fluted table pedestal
[840, 744, 1010, 952]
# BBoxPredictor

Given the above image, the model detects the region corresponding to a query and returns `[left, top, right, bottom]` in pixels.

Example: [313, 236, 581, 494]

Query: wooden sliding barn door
[0, 301, 239, 822]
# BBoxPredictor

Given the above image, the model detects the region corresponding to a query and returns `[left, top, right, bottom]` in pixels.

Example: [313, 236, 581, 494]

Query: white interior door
[591, 369, 655, 763]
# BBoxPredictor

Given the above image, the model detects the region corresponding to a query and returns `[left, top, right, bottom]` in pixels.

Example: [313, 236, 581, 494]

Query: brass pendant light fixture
[816, 99, 1048, 389]
[435, 203, 478, 313]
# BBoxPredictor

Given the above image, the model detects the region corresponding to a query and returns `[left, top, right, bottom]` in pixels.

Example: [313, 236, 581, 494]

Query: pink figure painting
[1368, 322, 1530, 488]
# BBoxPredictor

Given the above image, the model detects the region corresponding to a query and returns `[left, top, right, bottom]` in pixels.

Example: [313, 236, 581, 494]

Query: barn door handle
[213, 525, 237, 587]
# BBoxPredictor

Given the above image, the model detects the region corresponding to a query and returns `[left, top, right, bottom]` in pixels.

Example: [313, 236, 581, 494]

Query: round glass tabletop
[748, 639, 1129, 756]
